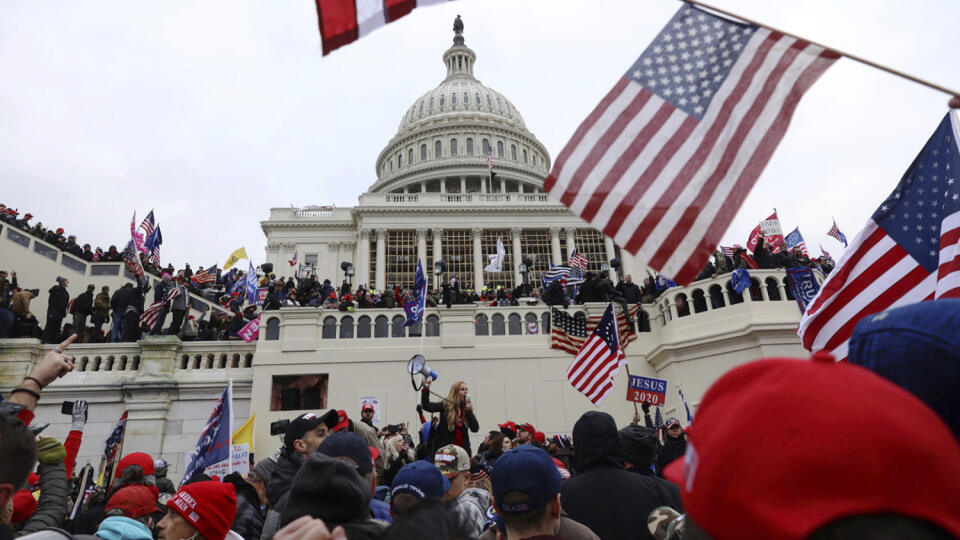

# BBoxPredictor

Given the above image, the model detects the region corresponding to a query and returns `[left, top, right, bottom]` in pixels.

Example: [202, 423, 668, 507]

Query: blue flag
[183, 384, 231, 482]
[403, 260, 427, 327]
[786, 267, 821, 313]
[245, 262, 258, 304]
[678, 387, 694, 423]
[731, 268, 751, 295]
[655, 275, 678, 291]
[144, 227, 162, 251]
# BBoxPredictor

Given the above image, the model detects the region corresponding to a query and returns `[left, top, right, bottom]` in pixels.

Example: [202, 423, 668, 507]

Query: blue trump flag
[183, 382, 232, 482]
[403, 260, 427, 327]
[245, 262, 258, 304]
[731, 268, 751, 295]
[786, 267, 821, 313]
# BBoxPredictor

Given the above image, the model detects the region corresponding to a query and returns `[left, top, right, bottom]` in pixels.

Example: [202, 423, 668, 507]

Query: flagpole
[107, 418, 126, 493]
[228, 380, 234, 475]
[681, 0, 960, 100]
[624, 364, 639, 417]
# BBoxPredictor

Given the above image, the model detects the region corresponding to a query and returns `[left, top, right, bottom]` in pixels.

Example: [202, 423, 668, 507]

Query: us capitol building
[0, 20, 809, 478]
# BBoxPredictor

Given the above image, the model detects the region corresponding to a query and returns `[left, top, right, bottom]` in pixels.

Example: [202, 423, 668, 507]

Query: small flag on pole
[568, 248, 589, 271]
[827, 220, 848, 247]
[289, 251, 298, 267]
[784, 227, 809, 256]
[566, 304, 626, 405]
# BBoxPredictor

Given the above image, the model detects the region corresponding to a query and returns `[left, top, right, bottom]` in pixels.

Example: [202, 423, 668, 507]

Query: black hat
[315, 432, 373, 476]
[284, 413, 326, 452]
[618, 424, 659, 468]
[280, 453, 371, 528]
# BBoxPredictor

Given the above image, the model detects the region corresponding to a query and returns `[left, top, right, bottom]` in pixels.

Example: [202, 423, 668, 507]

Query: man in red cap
[360, 403, 377, 431]
[665, 356, 960, 539]
[515, 422, 536, 445]
[159, 481, 239, 540]
[97, 484, 160, 540]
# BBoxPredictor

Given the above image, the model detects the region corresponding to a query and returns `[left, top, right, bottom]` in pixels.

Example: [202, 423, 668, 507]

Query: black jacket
[561, 412, 683, 540]
[73, 290, 94, 316]
[616, 281, 642, 303]
[542, 281, 567, 306]
[575, 278, 604, 303]
[266, 450, 303, 508]
[421, 390, 479, 457]
[656, 435, 687, 477]
[224, 472, 265, 540]
[47, 285, 69, 318]
[110, 285, 134, 314]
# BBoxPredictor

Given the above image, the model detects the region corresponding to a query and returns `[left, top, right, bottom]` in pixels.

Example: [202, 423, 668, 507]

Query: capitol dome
[371, 19, 551, 195]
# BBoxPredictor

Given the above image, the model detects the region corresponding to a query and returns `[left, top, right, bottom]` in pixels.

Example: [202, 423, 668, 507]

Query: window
[523, 149, 528, 163]
[265, 318, 280, 340]
[475, 314, 489, 336]
[271, 374, 328, 411]
[419, 102, 424, 114]
[426, 315, 440, 336]
[491, 314, 505, 335]
[508, 314, 522, 335]
[487, 96, 492, 107]
[464, 93, 469, 104]
[511, 144, 517, 160]
[466, 138, 474, 155]
[374, 315, 389, 338]
[357, 316, 371, 338]
[520, 229, 552, 284]
[322, 317, 337, 339]
[339, 316, 354, 338]
[497, 98, 503, 111]
[451, 93, 457, 105]
[440, 95, 445, 106]
[391, 315, 406, 337]
[571, 229, 608, 274]
[389, 160, 393, 172]
[408, 149, 414, 164]
[476, 93, 481, 106]
[450, 138, 458, 156]
[397, 153, 402, 168]
[429, 97, 434, 109]
[482, 139, 490, 154]
[386, 230, 417, 288]
[304, 254, 318, 267]
[481, 230, 512, 287]
[497, 141, 504, 158]
[421, 144, 427, 161]
[435, 141, 442, 157]
[442, 229, 475, 289]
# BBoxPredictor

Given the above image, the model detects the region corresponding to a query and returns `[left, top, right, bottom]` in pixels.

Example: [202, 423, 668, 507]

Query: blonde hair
[445, 380, 466, 431]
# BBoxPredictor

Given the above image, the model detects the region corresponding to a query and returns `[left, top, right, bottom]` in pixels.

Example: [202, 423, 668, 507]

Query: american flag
[542, 264, 584, 287]
[568, 248, 589, 270]
[819, 245, 833, 263]
[289, 251, 298, 267]
[122, 240, 144, 279]
[138, 210, 155, 239]
[140, 287, 181, 328]
[720, 245, 736, 259]
[102, 411, 128, 465]
[192, 264, 218, 286]
[487, 146, 495, 171]
[799, 112, 960, 361]
[551, 306, 638, 355]
[827, 220, 848, 247]
[543, 4, 836, 286]
[566, 304, 626, 405]
[145, 226, 162, 266]
[785, 227, 809, 256]
[314, 0, 455, 56]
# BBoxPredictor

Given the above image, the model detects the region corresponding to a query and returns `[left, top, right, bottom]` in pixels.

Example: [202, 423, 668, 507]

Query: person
[541, 277, 568, 307]
[656, 417, 686, 476]
[388, 461, 449, 517]
[618, 424, 660, 476]
[561, 411, 682, 540]
[315, 432, 390, 524]
[488, 446, 565, 540]
[514, 423, 535, 446]
[433, 444, 490, 537]
[420, 379, 479, 457]
[154, 459, 175, 495]
[0, 270, 16, 339]
[43, 276, 70, 343]
[223, 471, 265, 540]
[152, 273, 173, 334]
[574, 272, 604, 303]
[360, 403, 376, 430]
[10, 434, 69, 536]
[97, 484, 160, 540]
[158, 481, 240, 540]
[167, 277, 189, 334]
[72, 283, 95, 342]
[380, 426, 415, 487]
[91, 285, 111, 336]
[10, 289, 39, 339]
[109, 283, 133, 342]
[663, 356, 960, 539]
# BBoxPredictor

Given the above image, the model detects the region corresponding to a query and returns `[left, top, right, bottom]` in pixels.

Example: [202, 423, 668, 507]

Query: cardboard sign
[626, 375, 668, 406]
[256, 288, 268, 306]
[238, 317, 260, 343]
[198, 444, 249, 478]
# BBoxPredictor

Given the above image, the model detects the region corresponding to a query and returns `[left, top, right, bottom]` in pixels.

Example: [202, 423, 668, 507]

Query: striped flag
[721, 245, 737, 259]
[192, 264, 219, 286]
[550, 306, 638, 355]
[138, 210, 155, 240]
[315, 0, 456, 56]
[785, 227, 809, 256]
[140, 287, 181, 328]
[568, 248, 589, 270]
[566, 304, 626, 405]
[543, 3, 837, 286]
[827, 220, 848, 247]
[487, 146, 495, 171]
[542, 264, 584, 287]
[289, 251, 298, 267]
[145, 226, 162, 266]
[102, 411, 128, 467]
[819, 245, 833, 263]
[799, 112, 960, 361]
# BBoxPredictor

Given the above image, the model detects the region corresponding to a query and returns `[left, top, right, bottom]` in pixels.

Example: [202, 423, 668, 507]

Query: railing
[357, 192, 557, 206]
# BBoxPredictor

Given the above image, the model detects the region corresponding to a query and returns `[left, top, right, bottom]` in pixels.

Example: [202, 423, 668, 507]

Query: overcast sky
[2, 0, 958, 273]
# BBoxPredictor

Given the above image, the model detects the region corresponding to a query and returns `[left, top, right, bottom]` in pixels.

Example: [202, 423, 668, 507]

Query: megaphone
[407, 354, 438, 383]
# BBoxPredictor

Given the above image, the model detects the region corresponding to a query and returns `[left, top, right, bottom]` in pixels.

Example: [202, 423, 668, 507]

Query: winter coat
[656, 434, 687, 477]
[617, 281, 643, 303]
[94, 516, 153, 540]
[15, 462, 68, 536]
[574, 278, 604, 303]
[542, 281, 566, 306]
[110, 286, 134, 314]
[420, 390, 479, 457]
[73, 290, 94, 316]
[561, 411, 683, 540]
[47, 285, 69, 318]
[93, 292, 111, 318]
[224, 473, 265, 540]
[170, 284, 188, 311]
[450, 488, 491, 538]
[261, 450, 303, 540]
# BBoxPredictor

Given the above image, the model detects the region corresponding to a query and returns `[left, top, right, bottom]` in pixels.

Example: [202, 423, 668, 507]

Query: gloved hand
[641, 401, 651, 414]
[71, 400, 88, 431]
[36, 436, 66, 465]
[416, 404, 423, 415]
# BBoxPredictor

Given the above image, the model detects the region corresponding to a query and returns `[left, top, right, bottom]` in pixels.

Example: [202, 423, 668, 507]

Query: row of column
[398, 175, 533, 195]
[358, 227, 620, 290]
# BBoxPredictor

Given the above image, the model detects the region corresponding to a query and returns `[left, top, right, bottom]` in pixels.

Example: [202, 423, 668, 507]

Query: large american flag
[315, 0, 455, 55]
[140, 287, 181, 328]
[567, 304, 626, 405]
[551, 306, 638, 355]
[544, 4, 837, 285]
[799, 112, 960, 361]
[568, 248, 589, 270]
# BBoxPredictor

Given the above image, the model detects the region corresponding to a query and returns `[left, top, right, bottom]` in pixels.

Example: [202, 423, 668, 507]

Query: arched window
[391, 315, 406, 337]
[265, 318, 280, 340]
[487, 96, 492, 108]
[523, 149, 528, 163]
[541, 311, 550, 333]
[429, 97, 434, 110]
[709, 284, 726, 309]
[451, 93, 457, 105]
[357, 316, 371, 338]
[464, 93, 469, 104]
[475, 314, 489, 336]
[491, 314, 505, 335]
[388, 160, 392, 172]
[450, 138, 458, 156]
[508, 314, 522, 335]
[675, 294, 690, 317]
[419, 102, 424, 114]
[439, 95, 445, 106]
[511, 144, 517, 160]
[408, 149, 413, 165]
[420, 144, 427, 161]
[783, 278, 796, 301]
[750, 278, 763, 302]
[426, 314, 440, 336]
[435, 141, 442, 158]
[692, 289, 708, 313]
[322, 316, 337, 339]
[765, 278, 782, 301]
[339, 316, 354, 338]
[497, 98, 503, 111]
[497, 141, 504, 158]
[476, 93, 481, 106]
[482, 139, 490, 154]
[374, 315, 389, 338]
[397, 153, 402, 168]
[726, 281, 744, 305]
[466, 138, 474, 155]
[637, 310, 651, 332]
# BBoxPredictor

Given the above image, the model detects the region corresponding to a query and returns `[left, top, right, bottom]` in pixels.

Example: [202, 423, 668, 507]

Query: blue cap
[390, 461, 450, 501]
[490, 446, 561, 514]
[848, 299, 960, 439]
[316, 432, 373, 476]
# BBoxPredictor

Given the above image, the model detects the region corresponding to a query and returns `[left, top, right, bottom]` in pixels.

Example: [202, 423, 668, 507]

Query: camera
[270, 419, 290, 436]
[61, 401, 74, 415]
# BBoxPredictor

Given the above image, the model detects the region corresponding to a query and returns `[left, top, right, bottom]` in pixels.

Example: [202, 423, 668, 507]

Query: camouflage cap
[433, 444, 470, 478]
[647, 506, 685, 540]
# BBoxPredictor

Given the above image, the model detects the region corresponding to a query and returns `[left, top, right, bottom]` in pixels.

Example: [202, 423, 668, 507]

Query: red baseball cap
[533, 431, 546, 444]
[166, 481, 237, 540]
[332, 410, 350, 432]
[517, 422, 536, 435]
[106, 484, 158, 518]
[498, 421, 518, 437]
[664, 356, 960, 539]
[361, 403, 375, 413]
[115, 452, 154, 477]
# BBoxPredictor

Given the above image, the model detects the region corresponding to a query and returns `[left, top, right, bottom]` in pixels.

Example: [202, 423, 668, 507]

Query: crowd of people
[2, 297, 959, 540]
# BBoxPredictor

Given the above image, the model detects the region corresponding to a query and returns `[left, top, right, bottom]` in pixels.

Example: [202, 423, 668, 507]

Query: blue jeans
[110, 313, 124, 343]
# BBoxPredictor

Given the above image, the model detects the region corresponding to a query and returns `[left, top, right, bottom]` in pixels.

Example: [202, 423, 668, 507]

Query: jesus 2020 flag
[544, 3, 837, 285]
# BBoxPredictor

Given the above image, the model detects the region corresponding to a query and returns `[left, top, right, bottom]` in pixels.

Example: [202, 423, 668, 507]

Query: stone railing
[357, 192, 556, 206]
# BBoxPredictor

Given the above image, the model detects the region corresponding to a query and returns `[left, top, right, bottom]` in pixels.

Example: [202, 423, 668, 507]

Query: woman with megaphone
[421, 377, 479, 457]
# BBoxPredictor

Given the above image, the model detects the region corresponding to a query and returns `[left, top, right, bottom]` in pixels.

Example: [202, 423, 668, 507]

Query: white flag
[484, 236, 505, 273]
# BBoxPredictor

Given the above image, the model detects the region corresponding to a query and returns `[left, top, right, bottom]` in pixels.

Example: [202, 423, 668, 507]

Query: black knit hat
[280, 453, 371, 528]
[618, 424, 659, 468]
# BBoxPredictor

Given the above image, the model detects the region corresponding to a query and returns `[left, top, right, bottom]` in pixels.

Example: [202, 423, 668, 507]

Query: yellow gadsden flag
[224, 247, 248, 270]
[232, 413, 255, 451]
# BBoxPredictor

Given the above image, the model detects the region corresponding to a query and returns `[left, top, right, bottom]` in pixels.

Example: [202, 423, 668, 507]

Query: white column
[358, 230, 370, 287]
[511, 227, 523, 286]
[564, 228, 576, 263]
[440, 177, 447, 193]
[375, 229, 386, 290]
[432, 228, 443, 290]
[460, 176, 466, 194]
[549, 227, 562, 265]
[416, 228, 428, 269]
[604, 237, 617, 281]
[472, 227, 483, 290]
[620, 251, 636, 282]
[336, 242, 345, 283]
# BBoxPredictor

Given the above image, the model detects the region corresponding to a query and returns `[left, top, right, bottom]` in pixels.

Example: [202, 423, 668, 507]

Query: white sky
[1, 0, 958, 271]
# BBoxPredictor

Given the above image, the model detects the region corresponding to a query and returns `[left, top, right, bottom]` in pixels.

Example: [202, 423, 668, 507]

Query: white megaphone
[407, 354, 438, 382]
